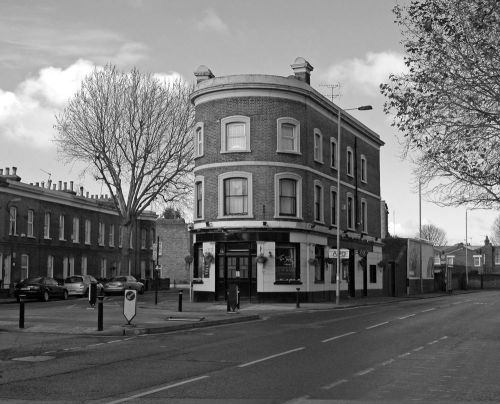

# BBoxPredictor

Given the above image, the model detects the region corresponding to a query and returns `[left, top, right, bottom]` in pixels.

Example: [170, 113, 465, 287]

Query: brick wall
[156, 218, 191, 284]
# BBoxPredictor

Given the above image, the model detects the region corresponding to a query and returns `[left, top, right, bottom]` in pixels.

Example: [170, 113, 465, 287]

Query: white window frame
[313, 180, 324, 224]
[495, 249, 500, 265]
[47, 255, 54, 278]
[347, 193, 355, 230]
[218, 171, 253, 219]
[473, 255, 482, 267]
[330, 137, 337, 169]
[98, 222, 105, 246]
[274, 173, 303, 219]
[20, 254, 29, 280]
[72, 217, 79, 243]
[44, 212, 51, 239]
[194, 122, 204, 158]
[59, 214, 65, 240]
[9, 206, 17, 235]
[313, 129, 323, 163]
[27, 209, 34, 237]
[220, 115, 251, 153]
[276, 117, 300, 154]
[109, 224, 115, 247]
[346, 147, 354, 177]
[360, 198, 368, 233]
[446, 255, 454, 266]
[360, 154, 367, 183]
[84, 219, 91, 245]
[81, 255, 87, 275]
[100, 258, 107, 278]
[330, 186, 337, 227]
[194, 176, 205, 220]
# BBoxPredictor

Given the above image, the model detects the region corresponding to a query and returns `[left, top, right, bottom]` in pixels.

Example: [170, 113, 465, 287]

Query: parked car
[64, 275, 102, 297]
[103, 276, 145, 295]
[14, 277, 69, 302]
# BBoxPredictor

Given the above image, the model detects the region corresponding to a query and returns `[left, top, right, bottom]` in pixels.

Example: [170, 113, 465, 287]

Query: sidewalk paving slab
[0, 289, 479, 336]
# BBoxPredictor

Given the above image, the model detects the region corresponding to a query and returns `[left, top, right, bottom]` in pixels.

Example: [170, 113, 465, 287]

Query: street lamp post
[465, 209, 468, 289]
[336, 105, 372, 305]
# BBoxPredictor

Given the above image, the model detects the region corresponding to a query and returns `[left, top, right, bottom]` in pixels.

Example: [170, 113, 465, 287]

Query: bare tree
[54, 65, 194, 273]
[490, 215, 500, 245]
[381, 0, 500, 209]
[416, 223, 448, 246]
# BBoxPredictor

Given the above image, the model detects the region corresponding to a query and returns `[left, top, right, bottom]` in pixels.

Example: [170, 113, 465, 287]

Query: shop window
[275, 244, 300, 283]
[369, 264, 377, 283]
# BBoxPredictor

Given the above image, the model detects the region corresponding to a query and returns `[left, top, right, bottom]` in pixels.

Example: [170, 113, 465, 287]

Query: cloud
[322, 51, 406, 96]
[153, 71, 184, 85]
[196, 9, 229, 34]
[0, 59, 96, 147]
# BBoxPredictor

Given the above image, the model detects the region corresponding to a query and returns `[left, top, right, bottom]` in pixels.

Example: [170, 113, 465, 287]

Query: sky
[0, 0, 496, 246]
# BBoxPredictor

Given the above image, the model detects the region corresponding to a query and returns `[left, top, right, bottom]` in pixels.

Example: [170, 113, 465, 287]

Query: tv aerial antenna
[40, 169, 52, 182]
[319, 83, 341, 102]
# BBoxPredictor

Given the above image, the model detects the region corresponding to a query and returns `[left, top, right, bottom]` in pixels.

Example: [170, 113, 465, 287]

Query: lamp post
[336, 105, 372, 305]
[465, 209, 468, 289]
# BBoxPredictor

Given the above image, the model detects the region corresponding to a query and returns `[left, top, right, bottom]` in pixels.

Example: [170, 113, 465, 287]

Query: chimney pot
[64, 182, 67, 190]
[58, 181, 62, 190]
[0, 169, 3, 175]
[41, 182, 45, 188]
[5, 168, 10, 176]
[194, 65, 215, 83]
[12, 167, 17, 175]
[290, 57, 314, 85]
[70, 181, 74, 191]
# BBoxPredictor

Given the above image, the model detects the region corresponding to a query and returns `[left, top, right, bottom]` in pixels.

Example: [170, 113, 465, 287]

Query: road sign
[329, 248, 350, 259]
[123, 289, 137, 324]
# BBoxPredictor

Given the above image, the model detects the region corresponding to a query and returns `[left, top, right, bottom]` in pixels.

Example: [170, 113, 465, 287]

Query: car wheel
[63, 290, 68, 300]
[42, 291, 49, 302]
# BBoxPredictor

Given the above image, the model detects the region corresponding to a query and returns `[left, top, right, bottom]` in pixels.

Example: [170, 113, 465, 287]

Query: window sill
[217, 215, 254, 220]
[277, 150, 301, 155]
[314, 281, 325, 284]
[220, 150, 251, 154]
[274, 280, 302, 285]
[192, 279, 204, 284]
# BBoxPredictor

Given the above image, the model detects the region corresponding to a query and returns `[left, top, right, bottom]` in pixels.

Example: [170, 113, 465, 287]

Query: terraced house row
[0, 167, 156, 292]
[189, 58, 386, 302]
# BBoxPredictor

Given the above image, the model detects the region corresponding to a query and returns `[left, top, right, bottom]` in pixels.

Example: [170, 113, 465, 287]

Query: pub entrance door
[216, 243, 256, 301]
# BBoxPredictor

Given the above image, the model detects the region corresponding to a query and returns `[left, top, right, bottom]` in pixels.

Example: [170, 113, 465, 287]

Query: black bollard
[178, 290, 183, 312]
[97, 295, 104, 331]
[296, 288, 300, 308]
[237, 288, 240, 310]
[19, 295, 25, 329]
[227, 290, 230, 312]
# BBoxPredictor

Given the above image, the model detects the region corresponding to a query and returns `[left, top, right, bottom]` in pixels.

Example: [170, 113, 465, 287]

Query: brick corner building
[189, 58, 385, 302]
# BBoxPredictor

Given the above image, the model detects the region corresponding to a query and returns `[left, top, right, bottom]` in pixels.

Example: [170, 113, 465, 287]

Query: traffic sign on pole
[123, 289, 137, 324]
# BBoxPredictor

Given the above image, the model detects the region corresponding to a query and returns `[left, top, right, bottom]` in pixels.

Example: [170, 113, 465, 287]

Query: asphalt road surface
[1, 291, 500, 403]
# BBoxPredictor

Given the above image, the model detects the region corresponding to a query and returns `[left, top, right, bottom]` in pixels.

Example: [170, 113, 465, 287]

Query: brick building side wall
[156, 219, 191, 284]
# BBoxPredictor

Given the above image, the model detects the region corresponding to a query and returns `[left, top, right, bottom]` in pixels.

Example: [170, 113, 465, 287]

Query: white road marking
[381, 358, 395, 366]
[238, 347, 305, 368]
[104, 375, 209, 404]
[322, 379, 348, 390]
[452, 301, 463, 305]
[322, 331, 356, 343]
[421, 308, 435, 312]
[398, 314, 416, 320]
[107, 340, 121, 344]
[428, 340, 439, 345]
[355, 368, 375, 376]
[398, 352, 411, 358]
[366, 321, 389, 330]
[413, 346, 424, 352]
[440, 336, 448, 340]
[87, 343, 105, 347]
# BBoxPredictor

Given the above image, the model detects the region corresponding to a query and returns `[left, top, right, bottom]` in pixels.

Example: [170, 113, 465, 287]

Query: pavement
[0, 287, 476, 336]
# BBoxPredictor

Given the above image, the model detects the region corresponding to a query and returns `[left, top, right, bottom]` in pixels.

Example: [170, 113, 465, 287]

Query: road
[1, 291, 500, 403]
